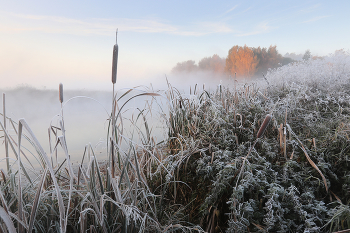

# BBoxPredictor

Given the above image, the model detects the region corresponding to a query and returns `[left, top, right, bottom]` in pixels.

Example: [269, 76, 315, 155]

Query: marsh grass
[1, 49, 350, 232]
[0, 83, 206, 232]
[149, 51, 350, 232]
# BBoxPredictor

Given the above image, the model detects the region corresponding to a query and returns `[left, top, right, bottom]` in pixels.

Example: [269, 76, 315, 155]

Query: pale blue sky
[0, 0, 349, 90]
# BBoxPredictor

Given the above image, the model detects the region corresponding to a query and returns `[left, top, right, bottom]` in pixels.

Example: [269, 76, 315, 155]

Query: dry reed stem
[286, 124, 328, 192]
[330, 190, 342, 204]
[279, 123, 283, 151]
[3, 93, 10, 174]
[332, 229, 350, 233]
[251, 222, 267, 232]
[17, 121, 24, 233]
[257, 114, 272, 138]
[28, 168, 48, 233]
[283, 126, 287, 160]
[0, 206, 16, 233]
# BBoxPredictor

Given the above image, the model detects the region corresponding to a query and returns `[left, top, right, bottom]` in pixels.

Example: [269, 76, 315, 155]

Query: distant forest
[171, 45, 316, 78]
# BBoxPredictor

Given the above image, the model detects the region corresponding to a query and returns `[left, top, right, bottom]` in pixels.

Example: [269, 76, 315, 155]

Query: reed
[3, 93, 10, 174]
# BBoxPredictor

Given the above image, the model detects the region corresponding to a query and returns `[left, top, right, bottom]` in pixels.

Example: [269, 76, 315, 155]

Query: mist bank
[1, 50, 349, 170]
[0, 75, 233, 171]
[0, 87, 111, 167]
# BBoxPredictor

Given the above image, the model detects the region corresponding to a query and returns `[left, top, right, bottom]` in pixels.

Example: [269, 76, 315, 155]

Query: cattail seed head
[112, 30, 118, 84]
[59, 83, 63, 103]
[111, 44, 118, 84]
[257, 114, 272, 138]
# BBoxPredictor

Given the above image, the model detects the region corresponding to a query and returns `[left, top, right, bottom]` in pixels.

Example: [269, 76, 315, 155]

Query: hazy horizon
[1, 1, 350, 90]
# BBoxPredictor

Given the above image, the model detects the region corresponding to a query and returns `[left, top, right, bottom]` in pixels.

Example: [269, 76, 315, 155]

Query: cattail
[112, 30, 118, 84]
[257, 114, 272, 138]
[59, 83, 63, 103]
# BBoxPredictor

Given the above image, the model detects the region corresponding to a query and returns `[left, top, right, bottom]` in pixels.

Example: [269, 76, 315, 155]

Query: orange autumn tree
[225, 45, 258, 78]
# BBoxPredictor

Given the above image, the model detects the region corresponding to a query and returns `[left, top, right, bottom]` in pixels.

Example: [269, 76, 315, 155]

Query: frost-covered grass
[1, 50, 350, 232]
[0, 84, 204, 232]
[150, 50, 350, 232]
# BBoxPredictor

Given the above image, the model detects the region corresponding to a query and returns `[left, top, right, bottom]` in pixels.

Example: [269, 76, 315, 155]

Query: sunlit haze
[1, 0, 349, 90]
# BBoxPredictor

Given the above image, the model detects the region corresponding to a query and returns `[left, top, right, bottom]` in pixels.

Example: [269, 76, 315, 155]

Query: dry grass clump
[0, 82, 206, 232]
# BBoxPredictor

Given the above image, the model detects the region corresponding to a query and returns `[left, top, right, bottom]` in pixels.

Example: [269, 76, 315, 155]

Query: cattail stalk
[3, 93, 10, 173]
[59, 83, 67, 148]
[110, 29, 118, 190]
[17, 121, 24, 233]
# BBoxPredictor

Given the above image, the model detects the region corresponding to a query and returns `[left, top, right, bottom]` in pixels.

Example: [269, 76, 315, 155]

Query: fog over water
[2, 50, 350, 172]
[0, 71, 237, 170]
[0, 87, 109, 169]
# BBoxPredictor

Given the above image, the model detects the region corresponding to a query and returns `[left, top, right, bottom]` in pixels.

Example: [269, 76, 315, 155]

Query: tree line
[172, 45, 313, 78]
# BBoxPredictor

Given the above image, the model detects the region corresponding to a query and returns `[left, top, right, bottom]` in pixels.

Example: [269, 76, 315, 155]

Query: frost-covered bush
[151, 51, 350, 232]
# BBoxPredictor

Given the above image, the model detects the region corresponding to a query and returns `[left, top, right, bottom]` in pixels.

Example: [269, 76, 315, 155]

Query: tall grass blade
[80, 211, 87, 233]
[17, 121, 24, 233]
[115, 93, 161, 121]
[8, 212, 28, 231]
[108, 168, 122, 203]
[0, 120, 32, 184]
[19, 119, 66, 232]
[90, 146, 104, 195]
[0, 182, 9, 213]
[132, 144, 143, 183]
[119, 143, 133, 189]
[0, 206, 16, 233]
[58, 135, 77, 181]
[28, 167, 48, 233]
[7, 134, 35, 169]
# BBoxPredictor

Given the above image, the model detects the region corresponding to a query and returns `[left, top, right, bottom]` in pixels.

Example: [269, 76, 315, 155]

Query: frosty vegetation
[0, 50, 350, 232]
[155, 49, 350, 232]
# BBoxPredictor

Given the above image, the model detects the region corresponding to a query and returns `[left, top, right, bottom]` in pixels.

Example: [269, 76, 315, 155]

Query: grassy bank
[152, 52, 350, 232]
[1, 51, 350, 232]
